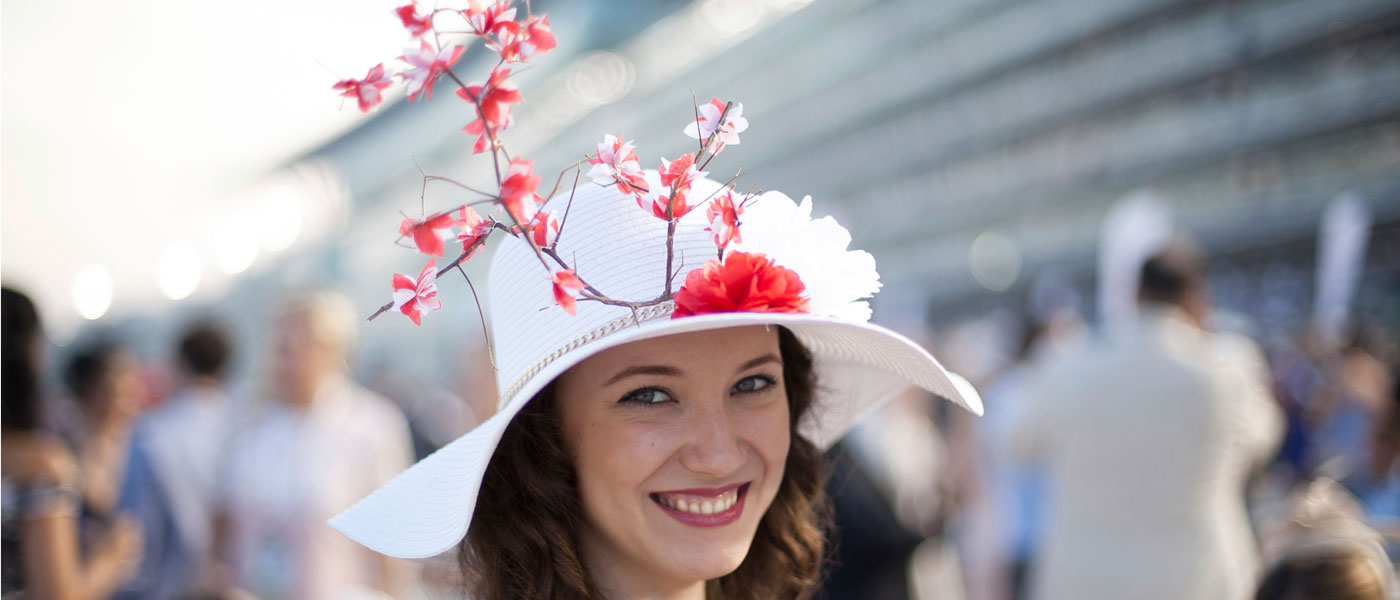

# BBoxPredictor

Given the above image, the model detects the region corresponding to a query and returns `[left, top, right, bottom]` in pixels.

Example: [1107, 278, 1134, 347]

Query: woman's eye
[733, 375, 776, 394]
[620, 387, 672, 405]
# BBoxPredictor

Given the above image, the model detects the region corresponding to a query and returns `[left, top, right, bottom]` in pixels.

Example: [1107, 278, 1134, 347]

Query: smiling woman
[465, 326, 824, 599]
[327, 177, 981, 600]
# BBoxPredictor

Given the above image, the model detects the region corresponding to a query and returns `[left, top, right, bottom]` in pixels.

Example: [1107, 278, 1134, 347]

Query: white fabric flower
[725, 192, 881, 322]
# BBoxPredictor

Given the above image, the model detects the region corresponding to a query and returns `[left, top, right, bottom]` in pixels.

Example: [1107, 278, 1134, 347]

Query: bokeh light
[215, 214, 260, 275]
[158, 241, 202, 301]
[71, 263, 113, 320]
[969, 230, 1022, 292]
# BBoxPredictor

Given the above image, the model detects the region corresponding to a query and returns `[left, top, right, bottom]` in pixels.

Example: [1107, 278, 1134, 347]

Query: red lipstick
[650, 483, 749, 528]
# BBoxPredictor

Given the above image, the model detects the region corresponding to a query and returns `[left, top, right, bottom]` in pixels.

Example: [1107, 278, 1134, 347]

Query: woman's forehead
[565, 326, 782, 380]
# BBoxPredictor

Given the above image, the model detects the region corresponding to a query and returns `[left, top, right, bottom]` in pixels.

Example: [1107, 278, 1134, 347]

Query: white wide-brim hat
[330, 178, 981, 559]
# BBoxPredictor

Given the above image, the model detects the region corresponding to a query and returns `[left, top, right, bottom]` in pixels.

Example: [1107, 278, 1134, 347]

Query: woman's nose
[679, 403, 746, 477]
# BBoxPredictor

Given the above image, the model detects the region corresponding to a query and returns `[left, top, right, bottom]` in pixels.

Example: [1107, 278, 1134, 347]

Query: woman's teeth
[656, 488, 739, 515]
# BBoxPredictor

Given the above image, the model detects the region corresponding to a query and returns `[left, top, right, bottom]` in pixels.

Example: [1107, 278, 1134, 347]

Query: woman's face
[556, 325, 791, 595]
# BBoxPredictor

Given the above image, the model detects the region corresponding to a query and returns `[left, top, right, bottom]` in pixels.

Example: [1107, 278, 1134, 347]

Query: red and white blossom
[458, 67, 521, 151]
[551, 269, 584, 316]
[394, 2, 434, 38]
[464, 0, 516, 37]
[586, 134, 647, 194]
[682, 98, 748, 154]
[519, 15, 558, 59]
[725, 192, 881, 322]
[462, 117, 509, 154]
[705, 191, 743, 249]
[454, 205, 492, 260]
[492, 14, 556, 63]
[500, 158, 541, 223]
[659, 154, 702, 199]
[332, 63, 394, 113]
[399, 211, 459, 257]
[634, 154, 704, 220]
[672, 251, 808, 318]
[398, 41, 465, 102]
[529, 210, 560, 247]
[635, 171, 690, 220]
[392, 261, 443, 326]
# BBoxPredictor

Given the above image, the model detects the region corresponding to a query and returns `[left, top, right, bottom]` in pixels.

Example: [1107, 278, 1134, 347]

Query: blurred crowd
[825, 237, 1399, 600]
[1, 289, 473, 599]
[2, 233, 1397, 600]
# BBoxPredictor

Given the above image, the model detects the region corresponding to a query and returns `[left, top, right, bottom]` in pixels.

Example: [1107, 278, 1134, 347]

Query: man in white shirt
[219, 292, 414, 600]
[1009, 243, 1283, 600]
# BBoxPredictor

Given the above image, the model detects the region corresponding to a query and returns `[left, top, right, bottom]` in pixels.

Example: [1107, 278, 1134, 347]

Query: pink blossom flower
[552, 269, 583, 316]
[656, 153, 705, 214]
[520, 15, 557, 58]
[464, 0, 516, 36]
[500, 158, 541, 222]
[586, 134, 647, 194]
[462, 118, 508, 154]
[705, 191, 743, 249]
[454, 205, 491, 259]
[392, 261, 443, 326]
[332, 63, 394, 113]
[458, 67, 521, 149]
[682, 98, 748, 154]
[529, 210, 560, 247]
[394, 2, 434, 37]
[492, 14, 556, 63]
[636, 171, 691, 221]
[399, 211, 458, 257]
[398, 41, 465, 102]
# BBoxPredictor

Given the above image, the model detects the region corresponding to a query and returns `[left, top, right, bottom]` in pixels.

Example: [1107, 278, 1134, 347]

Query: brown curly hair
[460, 326, 830, 599]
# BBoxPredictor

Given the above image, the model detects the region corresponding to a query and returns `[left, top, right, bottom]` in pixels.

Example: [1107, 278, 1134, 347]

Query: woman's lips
[650, 483, 749, 527]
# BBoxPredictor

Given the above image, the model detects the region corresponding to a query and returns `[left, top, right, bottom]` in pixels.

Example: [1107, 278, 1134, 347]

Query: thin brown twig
[413, 156, 430, 214]
[423, 175, 496, 198]
[456, 264, 496, 370]
[555, 168, 582, 240]
[691, 90, 706, 155]
[545, 159, 587, 200]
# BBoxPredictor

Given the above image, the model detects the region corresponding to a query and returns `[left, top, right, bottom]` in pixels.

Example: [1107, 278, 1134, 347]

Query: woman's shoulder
[6, 433, 80, 489]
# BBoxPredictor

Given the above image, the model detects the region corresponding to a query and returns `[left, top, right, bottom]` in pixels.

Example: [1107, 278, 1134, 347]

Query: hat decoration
[333, 0, 880, 331]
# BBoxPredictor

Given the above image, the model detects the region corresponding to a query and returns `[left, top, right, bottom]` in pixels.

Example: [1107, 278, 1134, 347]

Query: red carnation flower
[672, 252, 809, 318]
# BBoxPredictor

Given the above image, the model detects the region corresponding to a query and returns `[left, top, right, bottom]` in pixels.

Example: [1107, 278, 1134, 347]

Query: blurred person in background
[1313, 328, 1395, 480]
[60, 336, 148, 545]
[1254, 478, 1395, 600]
[1009, 242, 1284, 600]
[824, 386, 952, 600]
[967, 278, 1087, 600]
[116, 319, 237, 599]
[217, 291, 414, 600]
[2, 286, 143, 598]
[1341, 373, 1400, 528]
[1256, 551, 1390, 600]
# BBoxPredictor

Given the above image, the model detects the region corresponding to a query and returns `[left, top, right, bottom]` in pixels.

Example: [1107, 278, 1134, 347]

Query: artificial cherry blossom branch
[368, 233, 491, 322]
[342, 2, 755, 325]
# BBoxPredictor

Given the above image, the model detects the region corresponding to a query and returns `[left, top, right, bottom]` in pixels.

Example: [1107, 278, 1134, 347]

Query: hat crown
[487, 179, 724, 410]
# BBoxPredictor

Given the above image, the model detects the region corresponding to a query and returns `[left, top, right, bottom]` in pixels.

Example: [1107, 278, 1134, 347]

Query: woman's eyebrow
[604, 365, 683, 386]
[737, 353, 782, 373]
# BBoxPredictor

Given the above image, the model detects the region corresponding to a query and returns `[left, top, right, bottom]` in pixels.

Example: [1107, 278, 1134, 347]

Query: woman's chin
[656, 542, 751, 585]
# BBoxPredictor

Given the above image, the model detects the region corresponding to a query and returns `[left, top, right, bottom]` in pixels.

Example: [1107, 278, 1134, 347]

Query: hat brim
[328, 311, 979, 559]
